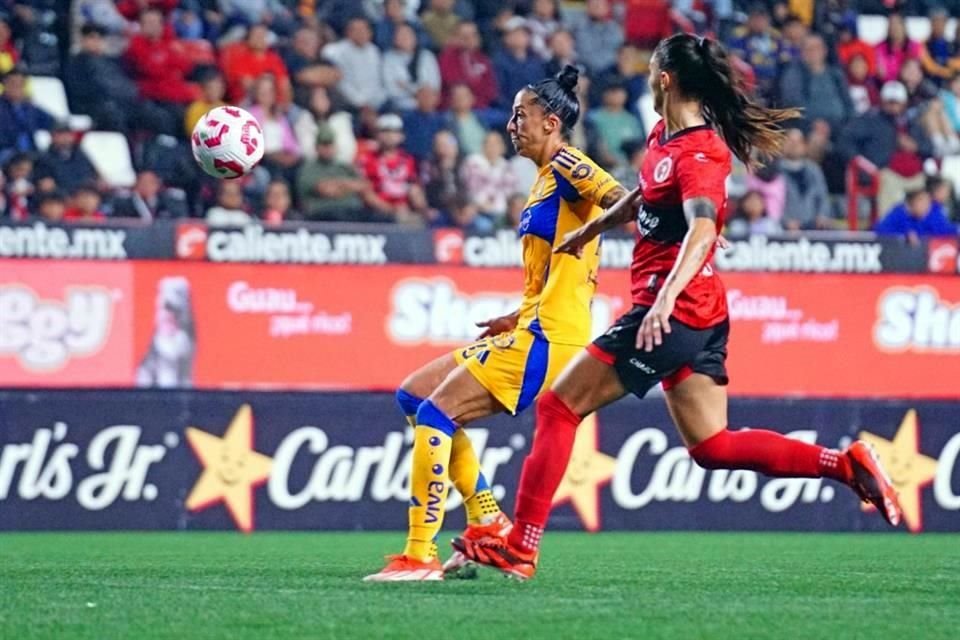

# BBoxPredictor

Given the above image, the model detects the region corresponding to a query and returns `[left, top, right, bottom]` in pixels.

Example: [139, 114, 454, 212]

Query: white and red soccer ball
[191, 106, 264, 179]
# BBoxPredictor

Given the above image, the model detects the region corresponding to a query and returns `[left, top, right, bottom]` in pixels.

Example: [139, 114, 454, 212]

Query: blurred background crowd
[2, 0, 960, 240]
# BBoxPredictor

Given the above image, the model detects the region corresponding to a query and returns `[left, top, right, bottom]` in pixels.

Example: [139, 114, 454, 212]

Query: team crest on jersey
[572, 163, 593, 179]
[492, 334, 516, 349]
[653, 157, 673, 183]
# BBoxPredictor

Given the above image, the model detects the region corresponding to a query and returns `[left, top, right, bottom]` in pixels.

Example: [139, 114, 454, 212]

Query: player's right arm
[475, 310, 520, 338]
[554, 185, 641, 257]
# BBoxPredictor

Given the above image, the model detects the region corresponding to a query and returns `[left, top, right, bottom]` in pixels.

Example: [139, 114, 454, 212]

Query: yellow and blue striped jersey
[516, 145, 620, 346]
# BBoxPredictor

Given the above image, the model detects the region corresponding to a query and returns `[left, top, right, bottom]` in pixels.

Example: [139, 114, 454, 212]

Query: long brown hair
[654, 33, 800, 167]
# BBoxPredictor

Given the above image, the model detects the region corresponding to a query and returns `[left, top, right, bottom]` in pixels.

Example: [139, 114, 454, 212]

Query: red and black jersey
[631, 120, 731, 328]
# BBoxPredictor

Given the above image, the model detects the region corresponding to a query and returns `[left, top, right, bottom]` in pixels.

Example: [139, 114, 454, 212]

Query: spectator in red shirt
[623, 0, 671, 52]
[221, 23, 291, 105]
[362, 113, 427, 224]
[64, 184, 106, 222]
[117, 0, 178, 20]
[124, 8, 200, 114]
[836, 14, 876, 77]
[438, 21, 498, 110]
[0, 15, 19, 75]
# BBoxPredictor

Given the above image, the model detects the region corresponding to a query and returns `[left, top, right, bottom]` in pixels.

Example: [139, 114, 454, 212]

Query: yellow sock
[404, 424, 452, 561]
[450, 429, 502, 525]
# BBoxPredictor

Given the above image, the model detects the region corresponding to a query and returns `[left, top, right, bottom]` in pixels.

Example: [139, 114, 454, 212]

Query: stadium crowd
[1, 0, 959, 239]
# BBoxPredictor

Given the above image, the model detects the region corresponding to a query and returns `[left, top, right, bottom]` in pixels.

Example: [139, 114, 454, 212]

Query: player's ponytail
[655, 34, 799, 166]
[527, 64, 581, 138]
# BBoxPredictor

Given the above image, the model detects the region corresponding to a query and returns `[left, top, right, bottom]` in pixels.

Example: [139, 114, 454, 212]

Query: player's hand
[476, 312, 519, 338]
[554, 227, 593, 258]
[716, 234, 731, 251]
[637, 292, 676, 352]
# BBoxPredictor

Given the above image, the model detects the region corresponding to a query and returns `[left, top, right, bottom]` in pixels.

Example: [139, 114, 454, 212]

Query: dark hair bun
[557, 65, 579, 93]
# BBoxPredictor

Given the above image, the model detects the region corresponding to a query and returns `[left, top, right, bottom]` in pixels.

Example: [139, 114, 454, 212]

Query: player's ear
[659, 70, 672, 93]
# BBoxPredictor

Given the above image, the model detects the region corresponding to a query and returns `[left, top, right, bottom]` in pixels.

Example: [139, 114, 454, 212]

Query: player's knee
[415, 399, 457, 436]
[395, 387, 424, 416]
[688, 428, 732, 469]
[535, 390, 581, 429]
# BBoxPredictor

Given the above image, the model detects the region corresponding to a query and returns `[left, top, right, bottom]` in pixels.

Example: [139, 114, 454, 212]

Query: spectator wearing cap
[296, 123, 370, 222]
[184, 69, 227, 137]
[459, 130, 515, 228]
[588, 82, 644, 170]
[124, 9, 200, 108]
[839, 81, 933, 220]
[322, 17, 385, 111]
[567, 0, 622, 75]
[438, 21, 497, 110]
[112, 170, 187, 221]
[0, 14, 18, 75]
[221, 23, 292, 105]
[361, 113, 426, 224]
[282, 26, 341, 104]
[527, 0, 561, 61]
[875, 12, 922, 85]
[874, 187, 958, 240]
[921, 8, 959, 85]
[376, 0, 432, 52]
[401, 86, 450, 161]
[421, 0, 461, 51]
[64, 184, 106, 223]
[780, 129, 832, 231]
[779, 34, 853, 132]
[294, 86, 357, 165]
[66, 24, 148, 135]
[245, 74, 301, 182]
[727, 3, 782, 102]
[383, 22, 441, 112]
[0, 67, 52, 162]
[835, 12, 876, 77]
[33, 123, 101, 195]
[493, 17, 544, 111]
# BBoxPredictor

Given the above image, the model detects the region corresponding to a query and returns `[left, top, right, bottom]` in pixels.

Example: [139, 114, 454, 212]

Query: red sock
[509, 390, 581, 553]
[689, 428, 853, 483]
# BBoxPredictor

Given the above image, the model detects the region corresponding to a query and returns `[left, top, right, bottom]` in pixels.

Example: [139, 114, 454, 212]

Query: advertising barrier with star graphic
[1, 390, 957, 533]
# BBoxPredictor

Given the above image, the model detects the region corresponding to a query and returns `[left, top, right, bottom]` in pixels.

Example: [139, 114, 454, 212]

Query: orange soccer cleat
[363, 554, 444, 582]
[845, 440, 903, 527]
[443, 512, 513, 577]
[451, 533, 538, 581]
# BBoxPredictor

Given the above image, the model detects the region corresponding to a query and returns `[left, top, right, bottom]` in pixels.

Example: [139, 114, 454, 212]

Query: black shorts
[587, 305, 729, 398]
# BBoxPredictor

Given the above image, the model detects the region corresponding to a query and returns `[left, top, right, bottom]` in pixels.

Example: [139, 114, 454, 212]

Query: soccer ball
[191, 106, 264, 179]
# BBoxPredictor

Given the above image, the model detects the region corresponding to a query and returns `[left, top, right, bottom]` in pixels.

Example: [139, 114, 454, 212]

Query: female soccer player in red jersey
[453, 33, 903, 580]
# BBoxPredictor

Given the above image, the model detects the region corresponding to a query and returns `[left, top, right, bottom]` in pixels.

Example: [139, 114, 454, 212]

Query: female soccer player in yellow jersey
[364, 66, 630, 581]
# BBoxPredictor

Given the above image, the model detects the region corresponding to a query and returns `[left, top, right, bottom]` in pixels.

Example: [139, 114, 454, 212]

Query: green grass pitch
[2, 532, 958, 639]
